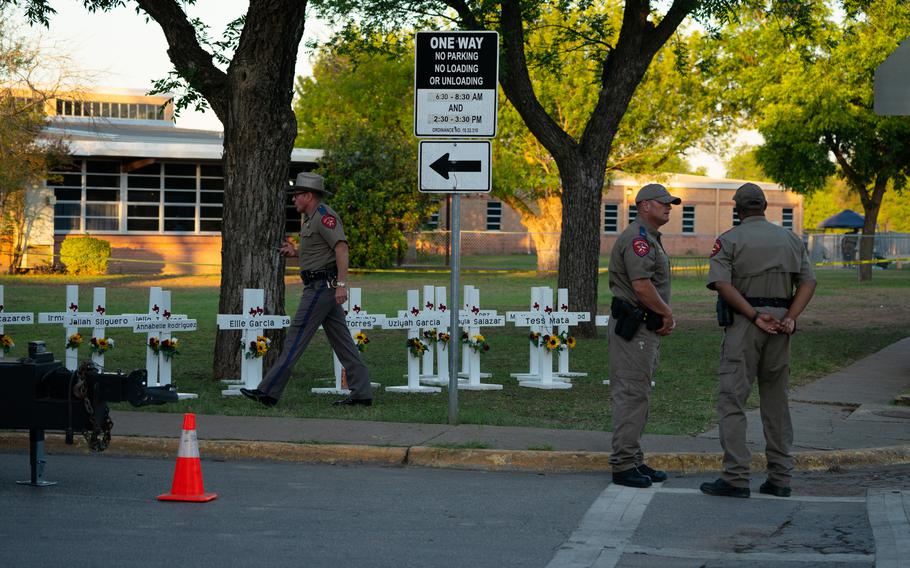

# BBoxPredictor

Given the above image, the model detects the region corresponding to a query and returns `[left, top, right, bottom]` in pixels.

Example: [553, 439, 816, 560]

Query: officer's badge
[710, 239, 722, 257]
[632, 237, 650, 257]
[322, 214, 337, 229]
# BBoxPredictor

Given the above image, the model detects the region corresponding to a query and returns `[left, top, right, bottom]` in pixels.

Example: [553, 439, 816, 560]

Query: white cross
[419, 286, 455, 387]
[453, 286, 503, 390]
[216, 288, 290, 396]
[312, 287, 385, 395]
[131, 287, 198, 398]
[382, 289, 442, 393]
[37, 285, 96, 371]
[0, 285, 34, 361]
[508, 287, 571, 390]
[419, 285, 439, 381]
[555, 288, 591, 379]
[64, 288, 135, 370]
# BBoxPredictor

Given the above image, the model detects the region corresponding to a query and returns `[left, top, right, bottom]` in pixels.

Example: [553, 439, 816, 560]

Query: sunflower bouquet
[0, 333, 14, 354]
[407, 337, 428, 358]
[148, 336, 160, 354]
[542, 334, 561, 351]
[160, 338, 180, 361]
[466, 334, 490, 354]
[355, 331, 370, 352]
[422, 329, 438, 345]
[89, 337, 115, 355]
[529, 331, 541, 347]
[66, 333, 83, 350]
[244, 335, 271, 359]
[558, 330, 577, 351]
[437, 332, 451, 350]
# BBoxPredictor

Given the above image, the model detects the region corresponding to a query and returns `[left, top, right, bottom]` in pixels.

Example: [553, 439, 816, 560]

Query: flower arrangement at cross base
[407, 337, 428, 358]
[465, 333, 490, 354]
[244, 335, 271, 359]
[0, 333, 14, 355]
[355, 331, 369, 352]
[66, 333, 83, 350]
[159, 338, 180, 361]
[89, 337, 115, 356]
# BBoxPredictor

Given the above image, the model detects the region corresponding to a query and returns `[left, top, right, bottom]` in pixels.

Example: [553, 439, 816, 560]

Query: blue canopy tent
[817, 209, 865, 229]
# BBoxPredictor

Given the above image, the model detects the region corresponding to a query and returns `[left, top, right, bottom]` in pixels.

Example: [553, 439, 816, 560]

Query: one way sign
[419, 140, 491, 193]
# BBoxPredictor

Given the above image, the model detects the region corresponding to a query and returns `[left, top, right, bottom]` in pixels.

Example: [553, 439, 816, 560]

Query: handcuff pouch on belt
[301, 265, 338, 287]
[610, 297, 663, 341]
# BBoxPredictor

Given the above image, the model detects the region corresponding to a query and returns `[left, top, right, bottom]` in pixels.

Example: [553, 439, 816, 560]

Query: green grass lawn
[1, 269, 908, 436]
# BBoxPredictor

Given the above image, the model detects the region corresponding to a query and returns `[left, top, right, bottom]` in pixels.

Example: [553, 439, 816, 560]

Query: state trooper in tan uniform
[241, 172, 373, 407]
[607, 183, 680, 488]
[701, 183, 816, 498]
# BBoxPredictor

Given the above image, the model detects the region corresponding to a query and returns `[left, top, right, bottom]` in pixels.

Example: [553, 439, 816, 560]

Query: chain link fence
[806, 232, 910, 269]
[403, 231, 910, 273]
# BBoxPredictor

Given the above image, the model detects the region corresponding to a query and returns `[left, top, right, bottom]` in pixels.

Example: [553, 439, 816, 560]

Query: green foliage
[59, 236, 111, 275]
[294, 38, 433, 268]
[724, 144, 770, 181]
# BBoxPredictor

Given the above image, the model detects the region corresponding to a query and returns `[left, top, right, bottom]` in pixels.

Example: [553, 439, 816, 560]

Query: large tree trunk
[556, 159, 607, 337]
[136, 0, 309, 380]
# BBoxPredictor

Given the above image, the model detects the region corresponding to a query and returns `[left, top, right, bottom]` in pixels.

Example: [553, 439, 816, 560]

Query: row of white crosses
[507, 286, 598, 390]
[28, 285, 198, 398]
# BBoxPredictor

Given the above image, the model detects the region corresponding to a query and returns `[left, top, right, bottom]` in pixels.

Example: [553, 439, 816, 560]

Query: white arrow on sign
[419, 140, 491, 193]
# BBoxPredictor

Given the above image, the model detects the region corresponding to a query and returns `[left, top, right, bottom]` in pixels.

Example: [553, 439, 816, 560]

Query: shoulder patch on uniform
[317, 204, 327, 214]
[322, 214, 337, 229]
[639, 226, 648, 238]
[710, 238, 722, 257]
[632, 237, 650, 257]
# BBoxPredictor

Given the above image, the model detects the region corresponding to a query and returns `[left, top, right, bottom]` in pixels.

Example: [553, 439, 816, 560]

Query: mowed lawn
[1, 268, 908, 436]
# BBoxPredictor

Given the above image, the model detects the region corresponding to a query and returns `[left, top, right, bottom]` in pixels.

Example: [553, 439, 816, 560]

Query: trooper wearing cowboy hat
[607, 183, 681, 488]
[241, 172, 373, 407]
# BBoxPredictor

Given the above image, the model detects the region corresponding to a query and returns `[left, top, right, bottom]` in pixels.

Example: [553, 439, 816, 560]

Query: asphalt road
[1, 452, 907, 568]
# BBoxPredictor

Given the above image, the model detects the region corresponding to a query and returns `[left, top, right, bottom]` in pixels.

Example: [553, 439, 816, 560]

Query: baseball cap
[732, 183, 767, 208]
[635, 183, 682, 205]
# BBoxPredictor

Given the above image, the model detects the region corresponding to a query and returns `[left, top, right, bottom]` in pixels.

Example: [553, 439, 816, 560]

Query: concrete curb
[2, 433, 908, 474]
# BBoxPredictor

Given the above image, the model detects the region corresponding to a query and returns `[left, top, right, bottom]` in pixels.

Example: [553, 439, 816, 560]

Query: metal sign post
[415, 30, 499, 425]
[448, 194, 461, 424]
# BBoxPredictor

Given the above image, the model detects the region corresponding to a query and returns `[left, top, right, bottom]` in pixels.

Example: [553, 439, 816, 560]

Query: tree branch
[135, 0, 229, 119]
[827, 133, 871, 205]
[496, 0, 576, 161]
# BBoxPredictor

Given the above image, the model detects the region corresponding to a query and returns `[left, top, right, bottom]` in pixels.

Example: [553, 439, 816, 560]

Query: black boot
[612, 468, 652, 488]
[700, 478, 750, 498]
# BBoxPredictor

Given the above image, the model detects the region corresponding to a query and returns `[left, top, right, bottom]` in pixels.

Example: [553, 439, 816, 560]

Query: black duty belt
[301, 266, 337, 285]
[745, 297, 792, 308]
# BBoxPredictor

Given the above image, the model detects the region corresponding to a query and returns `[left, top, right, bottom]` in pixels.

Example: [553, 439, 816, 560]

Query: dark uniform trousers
[718, 307, 793, 488]
[258, 281, 371, 400]
[608, 316, 660, 473]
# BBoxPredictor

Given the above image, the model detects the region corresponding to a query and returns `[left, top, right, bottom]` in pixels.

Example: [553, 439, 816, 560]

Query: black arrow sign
[430, 153, 482, 180]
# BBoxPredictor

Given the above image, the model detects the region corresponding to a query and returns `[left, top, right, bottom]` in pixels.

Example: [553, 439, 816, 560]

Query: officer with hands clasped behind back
[700, 183, 816, 498]
[241, 172, 373, 408]
[607, 183, 680, 488]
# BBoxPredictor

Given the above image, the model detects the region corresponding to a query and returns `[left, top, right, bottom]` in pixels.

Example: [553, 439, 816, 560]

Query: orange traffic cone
[158, 413, 217, 502]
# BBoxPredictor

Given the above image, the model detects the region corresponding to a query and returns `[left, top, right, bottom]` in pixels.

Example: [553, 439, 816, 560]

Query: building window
[682, 205, 695, 233]
[732, 209, 741, 227]
[628, 204, 637, 225]
[486, 201, 502, 231]
[782, 207, 794, 230]
[603, 203, 619, 233]
[425, 210, 440, 230]
[84, 160, 120, 231]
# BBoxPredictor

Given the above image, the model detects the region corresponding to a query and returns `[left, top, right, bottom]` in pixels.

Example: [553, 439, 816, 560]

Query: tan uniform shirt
[608, 219, 671, 305]
[707, 216, 814, 296]
[299, 202, 346, 271]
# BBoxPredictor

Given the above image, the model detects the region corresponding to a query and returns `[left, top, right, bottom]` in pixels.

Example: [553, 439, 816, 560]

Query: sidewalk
[3, 338, 909, 473]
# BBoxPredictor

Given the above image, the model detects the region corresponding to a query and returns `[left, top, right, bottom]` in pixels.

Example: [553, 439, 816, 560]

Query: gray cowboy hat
[287, 172, 333, 197]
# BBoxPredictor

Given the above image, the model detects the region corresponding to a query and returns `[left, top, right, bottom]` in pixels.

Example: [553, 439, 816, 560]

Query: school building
[10, 89, 803, 273]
